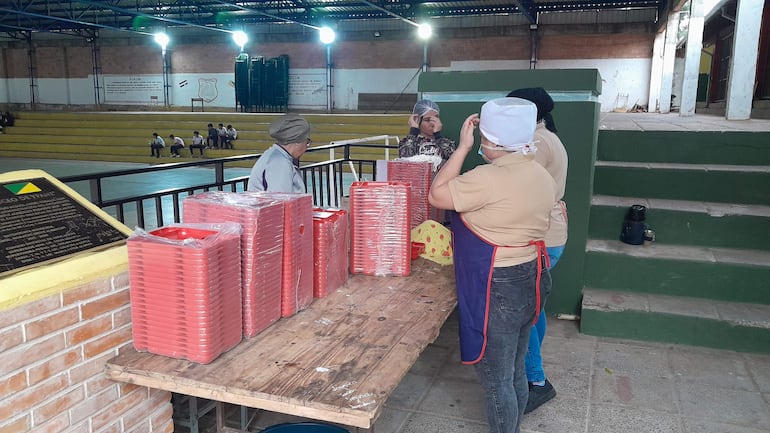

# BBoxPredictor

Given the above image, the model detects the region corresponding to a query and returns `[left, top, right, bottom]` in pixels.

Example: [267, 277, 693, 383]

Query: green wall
[418, 69, 602, 316]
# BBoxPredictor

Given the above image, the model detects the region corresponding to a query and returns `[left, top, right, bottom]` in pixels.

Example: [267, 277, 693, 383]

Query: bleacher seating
[0, 111, 407, 168]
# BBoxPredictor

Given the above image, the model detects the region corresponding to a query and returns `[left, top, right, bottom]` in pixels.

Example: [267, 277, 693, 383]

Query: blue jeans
[474, 258, 552, 433]
[525, 245, 564, 383]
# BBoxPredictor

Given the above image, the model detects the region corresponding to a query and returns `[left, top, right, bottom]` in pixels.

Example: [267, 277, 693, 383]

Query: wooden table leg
[216, 401, 249, 433]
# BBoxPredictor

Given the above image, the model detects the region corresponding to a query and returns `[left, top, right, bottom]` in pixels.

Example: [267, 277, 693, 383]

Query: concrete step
[598, 130, 770, 165]
[593, 161, 770, 206]
[580, 288, 770, 353]
[589, 195, 770, 251]
[584, 239, 770, 305]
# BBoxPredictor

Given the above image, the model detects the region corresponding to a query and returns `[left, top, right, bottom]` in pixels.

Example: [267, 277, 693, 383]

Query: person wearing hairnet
[247, 113, 312, 193]
[429, 97, 555, 433]
[398, 99, 456, 165]
[507, 87, 568, 414]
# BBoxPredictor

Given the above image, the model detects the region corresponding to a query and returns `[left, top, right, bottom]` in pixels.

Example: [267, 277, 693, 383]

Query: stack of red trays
[349, 181, 411, 276]
[312, 208, 349, 298]
[183, 192, 284, 338]
[127, 223, 242, 364]
[258, 192, 314, 317]
[387, 160, 432, 229]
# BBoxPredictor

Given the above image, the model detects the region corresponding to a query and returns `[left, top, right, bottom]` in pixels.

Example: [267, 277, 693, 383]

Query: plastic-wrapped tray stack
[387, 160, 432, 229]
[182, 192, 284, 337]
[259, 192, 314, 317]
[126, 223, 243, 364]
[312, 208, 349, 298]
[349, 181, 411, 276]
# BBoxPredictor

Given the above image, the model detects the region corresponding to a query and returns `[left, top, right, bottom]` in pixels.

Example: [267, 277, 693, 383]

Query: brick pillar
[0, 272, 174, 433]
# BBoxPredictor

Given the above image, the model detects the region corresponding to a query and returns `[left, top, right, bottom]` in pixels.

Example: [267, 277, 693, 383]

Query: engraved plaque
[0, 177, 127, 276]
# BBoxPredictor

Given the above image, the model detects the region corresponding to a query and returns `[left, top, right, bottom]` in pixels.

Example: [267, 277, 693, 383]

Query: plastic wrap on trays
[128, 221, 242, 246]
[182, 191, 284, 338]
[349, 181, 411, 277]
[312, 208, 349, 298]
[387, 160, 432, 229]
[126, 221, 243, 364]
[251, 192, 314, 317]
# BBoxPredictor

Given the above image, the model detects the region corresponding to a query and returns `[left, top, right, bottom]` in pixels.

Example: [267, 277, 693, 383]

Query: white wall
[332, 68, 423, 111]
[440, 58, 651, 112]
[0, 58, 652, 113]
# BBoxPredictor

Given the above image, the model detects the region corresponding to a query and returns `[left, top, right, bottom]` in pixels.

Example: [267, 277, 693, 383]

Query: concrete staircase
[580, 129, 770, 353]
[0, 111, 407, 167]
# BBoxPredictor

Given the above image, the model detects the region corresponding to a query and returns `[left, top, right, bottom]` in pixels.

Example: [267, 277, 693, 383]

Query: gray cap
[412, 99, 440, 117]
[269, 114, 311, 145]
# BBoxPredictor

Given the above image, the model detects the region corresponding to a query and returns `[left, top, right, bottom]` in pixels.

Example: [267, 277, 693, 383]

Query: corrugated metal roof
[0, 0, 666, 36]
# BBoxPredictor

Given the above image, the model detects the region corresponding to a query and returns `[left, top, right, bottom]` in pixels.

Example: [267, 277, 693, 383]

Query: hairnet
[269, 114, 311, 145]
[412, 99, 440, 117]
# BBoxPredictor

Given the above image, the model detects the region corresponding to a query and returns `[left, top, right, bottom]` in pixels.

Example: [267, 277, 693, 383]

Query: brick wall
[0, 272, 173, 433]
[0, 28, 654, 77]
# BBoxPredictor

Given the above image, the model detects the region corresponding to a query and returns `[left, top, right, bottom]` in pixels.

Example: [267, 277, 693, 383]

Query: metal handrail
[60, 140, 398, 229]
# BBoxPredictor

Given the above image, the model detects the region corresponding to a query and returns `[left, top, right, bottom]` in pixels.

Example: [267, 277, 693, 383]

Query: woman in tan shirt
[429, 97, 555, 433]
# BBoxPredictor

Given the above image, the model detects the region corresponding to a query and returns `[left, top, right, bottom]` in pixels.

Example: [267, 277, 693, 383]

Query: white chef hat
[479, 97, 538, 154]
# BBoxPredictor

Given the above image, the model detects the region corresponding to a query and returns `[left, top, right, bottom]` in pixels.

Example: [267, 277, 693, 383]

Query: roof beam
[210, 0, 318, 29]
[514, 0, 537, 23]
[74, 0, 232, 33]
[0, 6, 153, 35]
[359, 0, 417, 26]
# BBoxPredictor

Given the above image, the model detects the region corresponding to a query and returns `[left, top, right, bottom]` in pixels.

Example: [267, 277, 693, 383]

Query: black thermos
[620, 204, 646, 245]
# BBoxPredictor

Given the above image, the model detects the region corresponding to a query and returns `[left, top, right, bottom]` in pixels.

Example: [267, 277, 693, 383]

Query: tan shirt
[533, 123, 569, 247]
[448, 152, 556, 267]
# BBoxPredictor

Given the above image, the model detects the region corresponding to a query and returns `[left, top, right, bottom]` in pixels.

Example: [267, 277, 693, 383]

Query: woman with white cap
[429, 97, 555, 433]
[398, 99, 456, 165]
[247, 113, 312, 193]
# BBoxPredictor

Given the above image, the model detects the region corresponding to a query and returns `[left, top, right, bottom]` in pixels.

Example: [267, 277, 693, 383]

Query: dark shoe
[525, 380, 556, 414]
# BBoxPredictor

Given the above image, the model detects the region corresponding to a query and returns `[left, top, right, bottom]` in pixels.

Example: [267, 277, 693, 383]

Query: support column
[680, 0, 706, 116]
[648, 30, 665, 112]
[725, 0, 765, 120]
[26, 31, 38, 107]
[326, 44, 333, 113]
[659, 12, 680, 113]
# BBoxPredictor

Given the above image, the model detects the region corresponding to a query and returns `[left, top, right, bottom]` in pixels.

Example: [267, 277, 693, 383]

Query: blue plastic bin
[260, 422, 349, 433]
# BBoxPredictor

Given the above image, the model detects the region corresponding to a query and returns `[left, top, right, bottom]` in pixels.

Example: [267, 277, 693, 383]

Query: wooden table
[105, 259, 457, 432]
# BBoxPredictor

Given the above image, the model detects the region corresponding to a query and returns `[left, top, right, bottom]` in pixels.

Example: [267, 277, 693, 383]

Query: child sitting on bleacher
[149, 132, 165, 158]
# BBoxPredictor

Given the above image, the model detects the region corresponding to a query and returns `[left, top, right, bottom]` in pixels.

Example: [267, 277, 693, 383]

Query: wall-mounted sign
[103, 75, 163, 103]
[0, 177, 127, 276]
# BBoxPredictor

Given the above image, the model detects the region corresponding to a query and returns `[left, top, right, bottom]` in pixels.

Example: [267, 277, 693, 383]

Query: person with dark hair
[168, 134, 185, 157]
[429, 97, 554, 433]
[189, 130, 206, 157]
[217, 123, 227, 148]
[149, 132, 165, 158]
[224, 124, 237, 149]
[206, 123, 218, 148]
[398, 99, 456, 167]
[3, 111, 14, 127]
[506, 87, 569, 414]
[247, 114, 312, 193]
